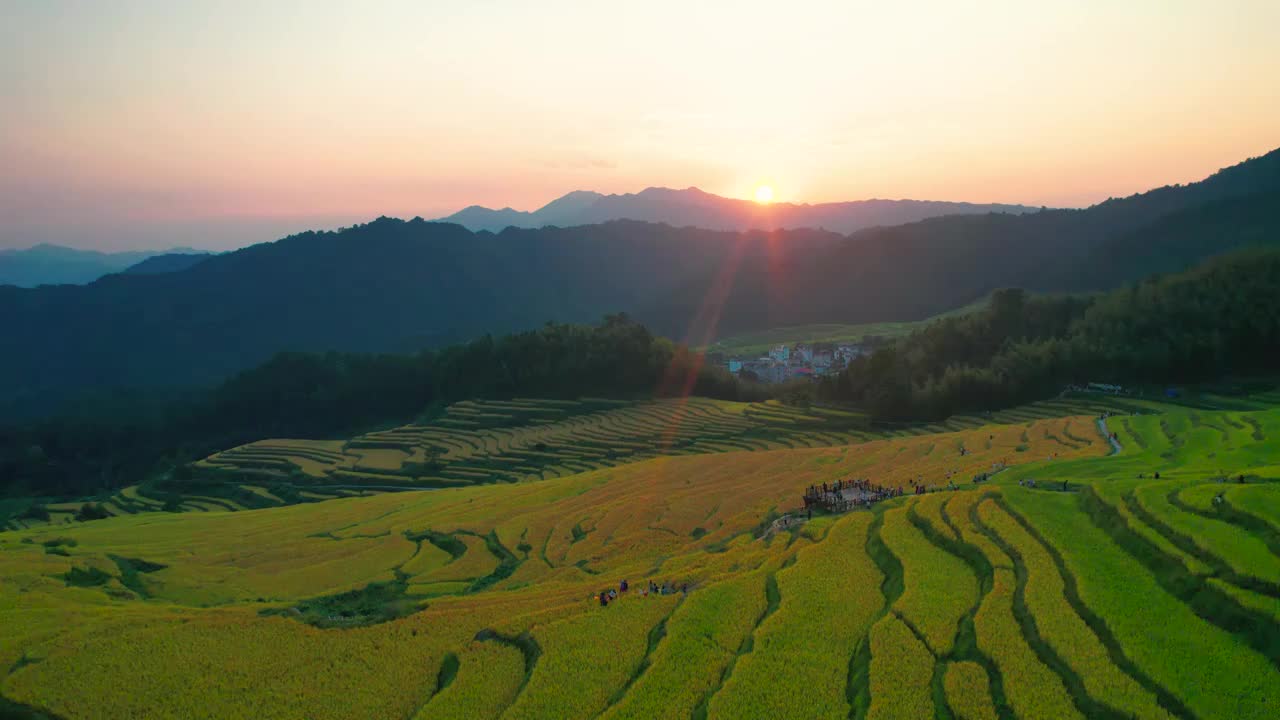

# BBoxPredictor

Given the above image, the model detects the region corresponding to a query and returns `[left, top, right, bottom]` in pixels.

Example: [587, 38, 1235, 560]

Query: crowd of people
[598, 579, 687, 607]
[802, 478, 902, 513]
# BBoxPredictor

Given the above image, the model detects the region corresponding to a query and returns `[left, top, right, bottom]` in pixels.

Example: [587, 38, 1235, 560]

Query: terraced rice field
[881, 504, 977, 655]
[1, 480, 362, 532]
[3, 392, 1158, 532]
[195, 389, 1166, 496]
[2, 395, 1279, 718]
[944, 661, 997, 720]
[194, 397, 874, 492]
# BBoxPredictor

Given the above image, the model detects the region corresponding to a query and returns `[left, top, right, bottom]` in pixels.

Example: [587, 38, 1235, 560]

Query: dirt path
[1098, 417, 1123, 455]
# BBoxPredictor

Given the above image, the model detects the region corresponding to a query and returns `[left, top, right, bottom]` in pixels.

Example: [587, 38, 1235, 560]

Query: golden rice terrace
[3, 391, 1280, 718]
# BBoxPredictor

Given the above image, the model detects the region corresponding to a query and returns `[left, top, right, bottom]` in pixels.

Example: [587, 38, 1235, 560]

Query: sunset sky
[3, 0, 1279, 250]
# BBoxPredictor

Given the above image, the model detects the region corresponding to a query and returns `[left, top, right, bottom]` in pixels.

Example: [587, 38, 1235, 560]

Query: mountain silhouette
[438, 187, 1041, 233]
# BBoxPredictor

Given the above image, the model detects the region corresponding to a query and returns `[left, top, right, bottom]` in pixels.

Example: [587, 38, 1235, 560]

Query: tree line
[819, 248, 1280, 420]
[0, 314, 758, 499]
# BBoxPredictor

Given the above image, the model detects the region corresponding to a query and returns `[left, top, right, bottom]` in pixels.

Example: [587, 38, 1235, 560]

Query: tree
[75, 503, 110, 522]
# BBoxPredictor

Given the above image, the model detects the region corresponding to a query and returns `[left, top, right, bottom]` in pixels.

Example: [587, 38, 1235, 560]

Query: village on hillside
[714, 341, 873, 383]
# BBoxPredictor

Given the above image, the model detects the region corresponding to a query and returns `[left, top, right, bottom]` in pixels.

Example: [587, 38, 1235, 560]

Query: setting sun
[754, 185, 774, 204]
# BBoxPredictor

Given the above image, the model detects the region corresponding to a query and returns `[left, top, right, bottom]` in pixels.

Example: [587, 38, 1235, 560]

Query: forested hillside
[0, 221, 837, 417]
[0, 316, 748, 499]
[6, 247, 1279, 504]
[824, 248, 1280, 419]
[2, 148, 1277, 418]
[642, 149, 1280, 335]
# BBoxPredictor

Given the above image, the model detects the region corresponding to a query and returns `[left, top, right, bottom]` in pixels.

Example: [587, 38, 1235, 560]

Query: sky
[2, 0, 1278, 251]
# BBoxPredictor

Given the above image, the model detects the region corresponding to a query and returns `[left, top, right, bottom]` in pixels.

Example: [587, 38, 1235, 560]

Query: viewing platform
[802, 478, 902, 513]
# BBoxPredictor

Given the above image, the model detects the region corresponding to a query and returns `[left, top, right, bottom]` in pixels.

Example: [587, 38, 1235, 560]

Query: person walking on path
[1098, 415, 1123, 455]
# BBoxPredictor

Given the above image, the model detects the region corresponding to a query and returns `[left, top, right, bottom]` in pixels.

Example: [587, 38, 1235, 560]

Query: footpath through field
[1098, 415, 1123, 455]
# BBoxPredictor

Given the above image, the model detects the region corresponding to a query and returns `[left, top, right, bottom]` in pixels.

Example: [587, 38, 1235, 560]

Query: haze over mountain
[439, 187, 1042, 233]
[0, 244, 206, 287]
[121, 252, 214, 276]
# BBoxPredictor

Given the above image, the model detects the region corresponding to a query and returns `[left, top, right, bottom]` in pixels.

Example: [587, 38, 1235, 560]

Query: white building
[836, 344, 868, 363]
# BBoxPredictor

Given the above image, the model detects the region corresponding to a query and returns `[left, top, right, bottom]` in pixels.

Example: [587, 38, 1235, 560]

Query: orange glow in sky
[2, 1, 1278, 250]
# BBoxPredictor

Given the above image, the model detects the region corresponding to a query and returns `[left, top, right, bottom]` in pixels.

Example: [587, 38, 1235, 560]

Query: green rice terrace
[6, 390, 1244, 530]
[3, 386, 1279, 718]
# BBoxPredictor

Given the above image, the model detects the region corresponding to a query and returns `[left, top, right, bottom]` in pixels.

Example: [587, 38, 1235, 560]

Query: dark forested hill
[1, 147, 1277, 417]
[0, 315, 753, 498]
[639, 148, 1280, 335]
[0, 220, 839, 416]
[820, 248, 1280, 420]
[440, 186, 1040, 234]
[1063, 190, 1280, 289]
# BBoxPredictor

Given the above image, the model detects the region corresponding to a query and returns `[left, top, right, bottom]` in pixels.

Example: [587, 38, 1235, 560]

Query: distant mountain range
[0, 244, 208, 287]
[121, 252, 214, 275]
[439, 187, 1042, 233]
[2, 147, 1277, 418]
